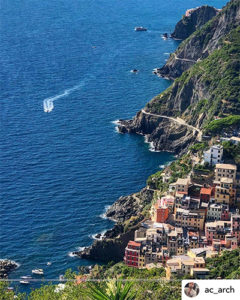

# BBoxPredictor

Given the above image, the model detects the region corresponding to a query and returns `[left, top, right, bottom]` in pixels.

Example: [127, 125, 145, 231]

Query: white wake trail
[43, 80, 87, 113]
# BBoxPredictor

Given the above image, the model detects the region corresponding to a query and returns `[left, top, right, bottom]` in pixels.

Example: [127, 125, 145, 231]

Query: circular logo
[184, 282, 199, 298]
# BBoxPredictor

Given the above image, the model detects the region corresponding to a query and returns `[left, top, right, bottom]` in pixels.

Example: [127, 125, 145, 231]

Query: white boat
[32, 269, 44, 275]
[59, 274, 64, 281]
[47, 262, 52, 266]
[21, 276, 32, 279]
[20, 280, 30, 285]
[134, 26, 147, 31]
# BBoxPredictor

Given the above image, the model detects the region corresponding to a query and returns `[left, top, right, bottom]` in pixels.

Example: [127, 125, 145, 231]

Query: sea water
[0, 0, 227, 292]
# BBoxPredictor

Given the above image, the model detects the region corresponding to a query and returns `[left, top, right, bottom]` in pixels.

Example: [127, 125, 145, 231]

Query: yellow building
[215, 177, 236, 206]
[215, 164, 237, 183]
[175, 208, 205, 231]
[138, 255, 145, 269]
[175, 178, 190, 195]
[165, 255, 207, 280]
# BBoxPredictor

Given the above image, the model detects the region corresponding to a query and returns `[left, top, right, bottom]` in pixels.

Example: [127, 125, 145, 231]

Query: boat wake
[43, 81, 87, 113]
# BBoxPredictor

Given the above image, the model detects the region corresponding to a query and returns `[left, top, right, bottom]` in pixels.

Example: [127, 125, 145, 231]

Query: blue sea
[0, 0, 226, 292]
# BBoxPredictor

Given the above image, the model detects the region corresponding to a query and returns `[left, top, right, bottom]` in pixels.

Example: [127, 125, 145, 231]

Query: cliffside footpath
[76, 0, 240, 263]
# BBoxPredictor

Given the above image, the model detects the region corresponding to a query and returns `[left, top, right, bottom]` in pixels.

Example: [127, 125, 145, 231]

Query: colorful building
[124, 241, 141, 268]
[215, 164, 237, 183]
[200, 187, 214, 202]
[215, 178, 236, 206]
[205, 220, 231, 244]
[175, 208, 205, 231]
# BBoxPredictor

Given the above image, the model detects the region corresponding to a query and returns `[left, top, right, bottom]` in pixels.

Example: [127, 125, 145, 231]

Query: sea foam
[100, 205, 111, 220]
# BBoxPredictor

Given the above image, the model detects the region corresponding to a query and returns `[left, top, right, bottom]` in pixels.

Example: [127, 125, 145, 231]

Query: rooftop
[230, 136, 240, 142]
[200, 188, 212, 196]
[176, 178, 189, 185]
[128, 241, 141, 247]
[216, 164, 237, 170]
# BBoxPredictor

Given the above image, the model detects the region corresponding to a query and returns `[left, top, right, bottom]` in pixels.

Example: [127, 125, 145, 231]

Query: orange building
[152, 203, 169, 223]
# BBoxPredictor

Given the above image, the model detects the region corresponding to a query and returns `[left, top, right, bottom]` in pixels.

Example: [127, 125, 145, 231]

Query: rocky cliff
[119, 0, 240, 153]
[75, 188, 154, 262]
[74, 0, 240, 264]
[158, 0, 240, 79]
[171, 6, 219, 40]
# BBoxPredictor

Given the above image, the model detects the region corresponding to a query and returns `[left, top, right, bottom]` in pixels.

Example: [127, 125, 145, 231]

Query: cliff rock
[158, 0, 240, 79]
[74, 188, 154, 263]
[171, 6, 219, 40]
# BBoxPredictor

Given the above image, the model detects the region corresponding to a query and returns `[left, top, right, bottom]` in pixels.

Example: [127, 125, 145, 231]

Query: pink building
[231, 214, 240, 243]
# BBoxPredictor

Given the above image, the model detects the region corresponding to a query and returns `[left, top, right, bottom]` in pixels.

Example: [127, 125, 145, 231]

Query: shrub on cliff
[204, 115, 240, 134]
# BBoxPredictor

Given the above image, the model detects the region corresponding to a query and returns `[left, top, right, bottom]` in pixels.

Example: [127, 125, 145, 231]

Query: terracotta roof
[128, 241, 141, 247]
[188, 231, 199, 237]
[200, 188, 212, 195]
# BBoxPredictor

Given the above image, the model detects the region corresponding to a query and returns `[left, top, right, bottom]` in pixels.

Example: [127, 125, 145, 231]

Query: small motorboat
[47, 262, 52, 266]
[134, 26, 147, 31]
[20, 280, 30, 285]
[130, 69, 139, 73]
[32, 269, 44, 275]
[59, 274, 65, 281]
[163, 33, 168, 38]
[21, 276, 32, 279]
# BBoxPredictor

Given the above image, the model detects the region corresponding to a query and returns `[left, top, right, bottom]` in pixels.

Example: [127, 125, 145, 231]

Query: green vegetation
[206, 248, 240, 279]
[204, 115, 240, 134]
[147, 154, 192, 190]
[222, 140, 240, 165]
[87, 280, 135, 300]
[2, 249, 240, 299]
[0, 265, 181, 300]
[189, 141, 208, 152]
[145, 25, 240, 134]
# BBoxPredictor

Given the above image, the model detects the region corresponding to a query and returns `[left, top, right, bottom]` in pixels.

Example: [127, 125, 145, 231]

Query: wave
[43, 80, 88, 113]
[100, 205, 111, 220]
[68, 246, 86, 258]
[89, 230, 107, 240]
[144, 136, 161, 152]
[111, 120, 121, 125]
[68, 252, 77, 258]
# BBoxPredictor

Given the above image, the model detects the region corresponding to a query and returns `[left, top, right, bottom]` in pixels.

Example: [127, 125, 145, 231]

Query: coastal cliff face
[171, 6, 219, 40]
[75, 0, 240, 264]
[119, 0, 240, 153]
[75, 188, 154, 262]
[119, 113, 198, 154]
[159, 0, 240, 79]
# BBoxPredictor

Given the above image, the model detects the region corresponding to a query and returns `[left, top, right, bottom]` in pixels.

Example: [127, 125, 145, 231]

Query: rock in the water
[0, 259, 18, 278]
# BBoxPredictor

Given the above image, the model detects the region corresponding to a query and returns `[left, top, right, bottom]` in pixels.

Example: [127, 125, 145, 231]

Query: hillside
[158, 0, 240, 79]
[171, 5, 219, 40]
[118, 0, 240, 154]
[2, 249, 240, 299]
